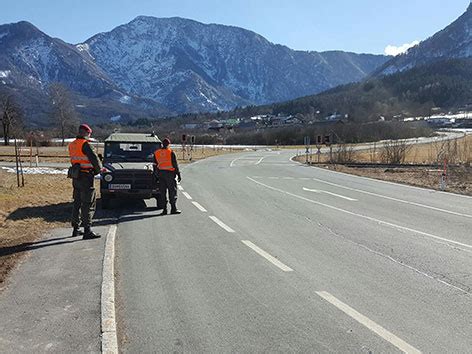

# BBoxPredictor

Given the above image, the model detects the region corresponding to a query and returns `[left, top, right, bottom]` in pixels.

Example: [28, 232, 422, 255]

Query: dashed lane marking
[192, 201, 207, 212]
[242, 240, 294, 272]
[209, 216, 235, 233]
[177, 185, 184, 191]
[182, 191, 193, 200]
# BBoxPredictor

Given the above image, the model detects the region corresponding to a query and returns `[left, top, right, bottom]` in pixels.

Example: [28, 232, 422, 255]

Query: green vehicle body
[100, 133, 165, 209]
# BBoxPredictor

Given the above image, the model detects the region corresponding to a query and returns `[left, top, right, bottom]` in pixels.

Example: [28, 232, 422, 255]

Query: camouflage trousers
[158, 170, 178, 209]
[71, 174, 96, 228]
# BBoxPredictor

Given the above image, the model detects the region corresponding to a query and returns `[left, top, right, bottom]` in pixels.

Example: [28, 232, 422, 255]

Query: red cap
[162, 138, 171, 146]
[79, 124, 92, 134]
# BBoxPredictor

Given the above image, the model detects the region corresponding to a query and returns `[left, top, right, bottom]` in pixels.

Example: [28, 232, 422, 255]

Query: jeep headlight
[104, 174, 113, 182]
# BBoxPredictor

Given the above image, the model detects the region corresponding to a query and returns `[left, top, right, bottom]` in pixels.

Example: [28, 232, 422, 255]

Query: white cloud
[384, 40, 420, 56]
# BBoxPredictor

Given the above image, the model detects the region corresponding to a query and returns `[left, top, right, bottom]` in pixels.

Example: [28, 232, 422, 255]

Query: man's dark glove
[177, 174, 182, 183]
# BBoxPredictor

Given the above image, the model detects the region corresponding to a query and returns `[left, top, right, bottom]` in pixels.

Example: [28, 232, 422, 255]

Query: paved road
[115, 150, 472, 353]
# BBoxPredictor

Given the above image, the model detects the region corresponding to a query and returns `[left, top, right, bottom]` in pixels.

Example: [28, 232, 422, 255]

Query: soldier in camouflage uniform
[68, 124, 102, 239]
[153, 138, 182, 215]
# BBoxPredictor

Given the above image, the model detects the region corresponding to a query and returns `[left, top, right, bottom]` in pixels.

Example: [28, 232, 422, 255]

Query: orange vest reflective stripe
[68, 139, 93, 171]
[154, 148, 175, 171]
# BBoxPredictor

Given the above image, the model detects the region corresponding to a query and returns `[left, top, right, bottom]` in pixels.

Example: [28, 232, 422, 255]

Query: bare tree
[49, 83, 78, 146]
[333, 143, 356, 163]
[380, 139, 411, 164]
[0, 91, 23, 146]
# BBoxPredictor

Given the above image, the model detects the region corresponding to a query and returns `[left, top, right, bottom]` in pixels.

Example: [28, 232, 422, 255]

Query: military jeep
[100, 133, 165, 209]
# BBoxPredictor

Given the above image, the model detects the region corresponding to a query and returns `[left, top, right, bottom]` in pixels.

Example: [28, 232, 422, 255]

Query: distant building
[324, 113, 343, 122]
[205, 120, 224, 131]
[180, 123, 201, 130]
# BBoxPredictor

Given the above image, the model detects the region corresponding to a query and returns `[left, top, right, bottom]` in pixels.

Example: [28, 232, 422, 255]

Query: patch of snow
[76, 43, 90, 52]
[0, 70, 11, 78]
[1, 166, 68, 175]
[119, 95, 131, 104]
[0, 31, 8, 40]
[110, 115, 122, 122]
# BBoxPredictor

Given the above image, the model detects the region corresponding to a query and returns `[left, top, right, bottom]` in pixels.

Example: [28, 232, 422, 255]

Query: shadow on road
[0, 235, 84, 258]
[2, 198, 163, 258]
[6, 202, 72, 223]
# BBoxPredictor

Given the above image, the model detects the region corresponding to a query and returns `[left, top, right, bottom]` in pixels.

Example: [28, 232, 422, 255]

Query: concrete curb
[101, 224, 118, 354]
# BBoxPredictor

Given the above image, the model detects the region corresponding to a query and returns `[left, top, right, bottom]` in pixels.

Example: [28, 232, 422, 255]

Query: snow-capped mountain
[0, 17, 389, 121]
[0, 21, 170, 124]
[81, 16, 389, 113]
[378, 3, 472, 75]
[0, 21, 118, 96]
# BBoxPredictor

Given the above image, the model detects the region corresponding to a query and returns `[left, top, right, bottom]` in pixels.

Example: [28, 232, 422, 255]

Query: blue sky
[2, 0, 470, 54]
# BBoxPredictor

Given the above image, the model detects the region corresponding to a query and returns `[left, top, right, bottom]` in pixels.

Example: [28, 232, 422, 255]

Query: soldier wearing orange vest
[153, 138, 182, 215]
[68, 124, 102, 239]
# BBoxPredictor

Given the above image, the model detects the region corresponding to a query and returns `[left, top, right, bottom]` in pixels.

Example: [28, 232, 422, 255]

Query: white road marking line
[310, 177, 472, 219]
[192, 201, 207, 212]
[209, 216, 235, 233]
[101, 225, 118, 353]
[230, 155, 265, 167]
[182, 191, 193, 200]
[242, 240, 294, 272]
[230, 156, 245, 167]
[283, 177, 295, 180]
[299, 177, 310, 180]
[303, 187, 358, 201]
[177, 185, 184, 191]
[316, 291, 421, 354]
[254, 156, 269, 165]
[303, 159, 472, 200]
[269, 177, 279, 180]
[247, 177, 472, 250]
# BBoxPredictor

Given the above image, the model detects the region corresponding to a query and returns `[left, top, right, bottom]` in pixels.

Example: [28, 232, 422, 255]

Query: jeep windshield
[104, 142, 160, 162]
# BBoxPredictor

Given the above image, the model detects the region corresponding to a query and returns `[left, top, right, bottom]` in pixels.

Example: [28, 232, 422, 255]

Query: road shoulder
[0, 225, 110, 352]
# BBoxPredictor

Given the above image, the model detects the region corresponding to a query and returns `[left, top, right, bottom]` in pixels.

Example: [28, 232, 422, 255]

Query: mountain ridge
[376, 3, 472, 76]
[1, 16, 389, 123]
[78, 15, 388, 113]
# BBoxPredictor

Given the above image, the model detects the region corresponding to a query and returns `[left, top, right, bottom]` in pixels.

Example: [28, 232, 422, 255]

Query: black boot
[170, 207, 181, 215]
[83, 227, 101, 239]
[160, 209, 168, 216]
[72, 227, 84, 237]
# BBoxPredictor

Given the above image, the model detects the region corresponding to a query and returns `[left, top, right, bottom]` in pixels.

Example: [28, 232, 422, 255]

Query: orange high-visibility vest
[68, 138, 93, 171]
[154, 148, 175, 171]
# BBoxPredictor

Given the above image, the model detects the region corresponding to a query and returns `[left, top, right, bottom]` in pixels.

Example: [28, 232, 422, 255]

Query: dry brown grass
[295, 135, 472, 165]
[293, 135, 472, 195]
[321, 164, 472, 196]
[0, 170, 74, 285]
[346, 135, 472, 164]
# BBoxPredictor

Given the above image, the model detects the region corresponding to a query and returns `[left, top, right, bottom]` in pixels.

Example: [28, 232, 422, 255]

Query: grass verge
[0, 170, 74, 286]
